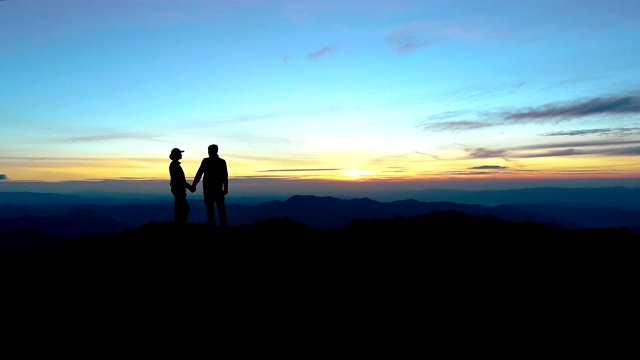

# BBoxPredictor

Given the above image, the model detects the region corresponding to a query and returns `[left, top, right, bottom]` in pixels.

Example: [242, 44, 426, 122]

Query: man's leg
[216, 195, 227, 228]
[204, 192, 217, 226]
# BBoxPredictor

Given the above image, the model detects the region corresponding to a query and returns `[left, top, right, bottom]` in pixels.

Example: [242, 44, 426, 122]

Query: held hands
[190, 184, 196, 193]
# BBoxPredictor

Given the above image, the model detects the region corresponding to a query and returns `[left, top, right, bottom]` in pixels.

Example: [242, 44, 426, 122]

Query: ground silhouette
[4, 210, 637, 333]
[4, 210, 637, 270]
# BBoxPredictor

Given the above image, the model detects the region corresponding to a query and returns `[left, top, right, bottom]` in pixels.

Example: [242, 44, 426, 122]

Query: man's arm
[192, 160, 204, 186]
[222, 160, 229, 194]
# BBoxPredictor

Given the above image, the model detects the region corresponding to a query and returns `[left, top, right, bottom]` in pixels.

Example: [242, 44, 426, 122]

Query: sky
[1, 0, 640, 198]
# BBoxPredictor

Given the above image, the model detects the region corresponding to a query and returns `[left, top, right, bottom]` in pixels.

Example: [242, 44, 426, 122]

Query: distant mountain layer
[388, 186, 640, 210]
[2, 192, 640, 233]
[2, 186, 640, 209]
[2, 191, 640, 259]
[3, 211, 639, 266]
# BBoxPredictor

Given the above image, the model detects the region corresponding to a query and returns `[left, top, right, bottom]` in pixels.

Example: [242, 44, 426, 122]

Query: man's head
[208, 144, 218, 154]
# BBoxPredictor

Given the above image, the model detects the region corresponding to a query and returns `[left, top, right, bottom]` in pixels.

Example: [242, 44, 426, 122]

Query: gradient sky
[2, 0, 640, 196]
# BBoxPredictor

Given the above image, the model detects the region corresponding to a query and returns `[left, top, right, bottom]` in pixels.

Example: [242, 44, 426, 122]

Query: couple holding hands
[169, 144, 228, 227]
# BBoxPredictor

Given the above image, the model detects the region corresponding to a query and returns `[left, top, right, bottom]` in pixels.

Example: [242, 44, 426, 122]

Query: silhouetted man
[192, 144, 228, 228]
[169, 147, 195, 224]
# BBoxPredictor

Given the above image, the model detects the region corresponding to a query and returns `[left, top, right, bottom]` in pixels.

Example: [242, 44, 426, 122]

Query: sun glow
[343, 169, 373, 179]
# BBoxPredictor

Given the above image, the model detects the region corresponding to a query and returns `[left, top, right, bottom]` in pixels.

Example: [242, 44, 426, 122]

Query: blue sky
[1, 0, 640, 197]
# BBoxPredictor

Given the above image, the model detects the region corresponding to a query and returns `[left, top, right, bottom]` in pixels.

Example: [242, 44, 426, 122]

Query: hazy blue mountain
[0, 208, 129, 239]
[389, 187, 640, 210]
[0, 230, 65, 259]
[4, 211, 638, 265]
[0, 191, 141, 205]
[239, 195, 576, 230]
[0, 208, 131, 258]
[3, 186, 640, 209]
[514, 204, 640, 230]
[3, 191, 640, 247]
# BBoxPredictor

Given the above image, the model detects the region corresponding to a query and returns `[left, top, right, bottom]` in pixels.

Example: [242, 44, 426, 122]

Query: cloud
[259, 168, 343, 172]
[414, 151, 440, 160]
[0, 174, 7, 180]
[600, 146, 640, 156]
[464, 145, 582, 160]
[387, 38, 430, 54]
[420, 120, 496, 132]
[463, 138, 640, 160]
[307, 42, 340, 60]
[513, 139, 640, 151]
[541, 127, 640, 137]
[385, 23, 432, 54]
[502, 94, 640, 123]
[201, 112, 284, 125]
[62, 132, 160, 143]
[381, 166, 410, 174]
[515, 148, 583, 158]
[385, 21, 484, 54]
[469, 165, 508, 170]
[422, 93, 640, 132]
[370, 151, 440, 164]
[465, 148, 509, 159]
[441, 170, 514, 176]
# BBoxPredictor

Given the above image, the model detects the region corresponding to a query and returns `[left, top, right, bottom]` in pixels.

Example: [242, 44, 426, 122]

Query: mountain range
[1, 188, 640, 260]
[4, 188, 637, 341]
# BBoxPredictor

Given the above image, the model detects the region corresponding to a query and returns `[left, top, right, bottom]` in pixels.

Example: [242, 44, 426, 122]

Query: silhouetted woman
[169, 147, 195, 223]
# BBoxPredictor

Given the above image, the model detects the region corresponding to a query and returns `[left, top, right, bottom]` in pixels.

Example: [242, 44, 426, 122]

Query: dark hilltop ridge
[2, 190, 640, 268]
[3, 206, 639, 266]
[3, 202, 638, 318]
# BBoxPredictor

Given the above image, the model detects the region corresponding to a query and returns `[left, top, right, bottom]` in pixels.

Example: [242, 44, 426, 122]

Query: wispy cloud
[600, 147, 640, 156]
[421, 93, 640, 132]
[469, 165, 508, 170]
[512, 139, 640, 151]
[259, 168, 343, 172]
[385, 21, 485, 54]
[199, 112, 284, 125]
[385, 23, 432, 54]
[516, 148, 584, 158]
[414, 151, 440, 159]
[541, 127, 640, 137]
[502, 94, 640, 122]
[381, 166, 410, 174]
[307, 42, 340, 60]
[369, 151, 440, 164]
[62, 132, 160, 143]
[463, 138, 640, 160]
[439, 169, 514, 176]
[465, 148, 510, 159]
[420, 120, 497, 132]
